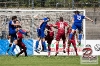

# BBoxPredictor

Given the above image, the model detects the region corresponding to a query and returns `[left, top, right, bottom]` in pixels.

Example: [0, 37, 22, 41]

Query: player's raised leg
[35, 28, 41, 53]
[16, 42, 27, 57]
[11, 39, 18, 55]
[41, 38, 47, 52]
[78, 30, 82, 46]
[35, 37, 41, 53]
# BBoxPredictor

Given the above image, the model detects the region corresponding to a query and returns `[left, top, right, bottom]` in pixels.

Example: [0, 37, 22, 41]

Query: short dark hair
[17, 25, 22, 28]
[12, 16, 17, 20]
[47, 17, 50, 22]
[16, 20, 18, 21]
[16, 20, 20, 23]
[74, 11, 80, 14]
[59, 17, 63, 21]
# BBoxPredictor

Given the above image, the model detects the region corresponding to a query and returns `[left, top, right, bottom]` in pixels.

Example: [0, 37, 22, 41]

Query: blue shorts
[37, 28, 45, 38]
[9, 33, 17, 43]
[72, 23, 82, 31]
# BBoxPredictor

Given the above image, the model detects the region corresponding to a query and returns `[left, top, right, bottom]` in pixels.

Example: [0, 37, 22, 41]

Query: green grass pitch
[0, 55, 99, 66]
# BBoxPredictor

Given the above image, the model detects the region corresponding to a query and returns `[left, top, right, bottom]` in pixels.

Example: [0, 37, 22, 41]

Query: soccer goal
[33, 10, 86, 56]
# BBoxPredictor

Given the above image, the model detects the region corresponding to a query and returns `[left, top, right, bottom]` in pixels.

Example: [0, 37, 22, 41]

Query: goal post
[32, 10, 86, 56]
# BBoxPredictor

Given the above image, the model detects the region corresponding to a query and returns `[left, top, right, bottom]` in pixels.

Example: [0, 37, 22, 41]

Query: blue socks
[12, 44, 16, 52]
[35, 40, 47, 51]
[42, 41, 47, 51]
[69, 33, 82, 41]
[36, 41, 39, 50]
[78, 34, 82, 41]
[11, 43, 16, 55]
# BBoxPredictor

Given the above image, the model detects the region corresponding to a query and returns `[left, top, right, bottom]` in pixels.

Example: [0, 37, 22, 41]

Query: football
[94, 44, 100, 51]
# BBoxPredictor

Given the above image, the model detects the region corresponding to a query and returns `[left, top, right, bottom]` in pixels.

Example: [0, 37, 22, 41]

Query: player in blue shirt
[7, 16, 20, 55]
[35, 17, 50, 53]
[69, 11, 93, 45]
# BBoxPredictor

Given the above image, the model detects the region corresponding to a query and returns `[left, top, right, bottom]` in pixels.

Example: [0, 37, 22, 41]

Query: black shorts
[45, 35, 54, 44]
[9, 33, 17, 43]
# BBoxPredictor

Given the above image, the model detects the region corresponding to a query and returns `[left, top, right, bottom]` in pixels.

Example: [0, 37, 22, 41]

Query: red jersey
[67, 28, 76, 40]
[17, 31, 26, 49]
[17, 32, 23, 39]
[46, 24, 54, 37]
[55, 21, 68, 34]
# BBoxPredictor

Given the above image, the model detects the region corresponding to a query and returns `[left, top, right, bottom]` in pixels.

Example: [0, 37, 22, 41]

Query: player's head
[16, 25, 22, 31]
[12, 16, 17, 22]
[47, 17, 50, 22]
[59, 17, 63, 21]
[18, 25, 22, 29]
[16, 20, 20, 24]
[46, 24, 52, 30]
[43, 17, 50, 22]
[74, 11, 80, 14]
[46, 25, 51, 30]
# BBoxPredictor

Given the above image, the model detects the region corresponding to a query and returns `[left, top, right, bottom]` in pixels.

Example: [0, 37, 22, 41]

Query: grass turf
[0, 55, 99, 66]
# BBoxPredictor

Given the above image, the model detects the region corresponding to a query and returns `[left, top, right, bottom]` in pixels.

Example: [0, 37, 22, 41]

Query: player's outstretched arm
[53, 24, 57, 27]
[71, 18, 74, 24]
[12, 21, 20, 26]
[38, 20, 44, 28]
[52, 24, 58, 29]
[12, 23, 20, 26]
[85, 16, 94, 22]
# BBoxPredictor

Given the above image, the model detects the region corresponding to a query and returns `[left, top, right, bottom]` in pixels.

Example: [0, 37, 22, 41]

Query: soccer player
[16, 20, 28, 36]
[54, 17, 68, 56]
[35, 17, 50, 53]
[16, 26, 28, 57]
[69, 11, 93, 45]
[66, 25, 78, 56]
[45, 24, 54, 57]
[7, 16, 19, 54]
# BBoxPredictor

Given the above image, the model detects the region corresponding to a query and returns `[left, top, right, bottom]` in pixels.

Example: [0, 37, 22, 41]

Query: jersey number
[60, 22, 64, 28]
[77, 15, 81, 20]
